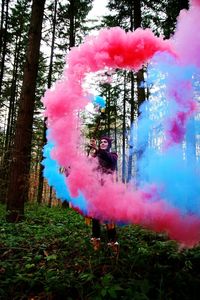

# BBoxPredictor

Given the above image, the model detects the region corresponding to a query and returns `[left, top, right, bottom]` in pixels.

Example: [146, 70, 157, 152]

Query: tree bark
[0, 36, 21, 204]
[127, 0, 144, 182]
[0, 0, 9, 97]
[122, 71, 127, 183]
[134, 0, 145, 113]
[6, 0, 46, 222]
[69, 0, 75, 48]
[0, 0, 5, 54]
[37, 0, 57, 205]
[127, 71, 135, 182]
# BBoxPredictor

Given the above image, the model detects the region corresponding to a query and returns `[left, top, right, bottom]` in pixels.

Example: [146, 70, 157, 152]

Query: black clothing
[96, 149, 118, 174]
[92, 148, 118, 242]
[92, 218, 117, 242]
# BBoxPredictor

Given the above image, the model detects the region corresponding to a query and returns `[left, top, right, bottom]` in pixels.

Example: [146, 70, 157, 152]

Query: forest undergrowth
[1, 203, 200, 300]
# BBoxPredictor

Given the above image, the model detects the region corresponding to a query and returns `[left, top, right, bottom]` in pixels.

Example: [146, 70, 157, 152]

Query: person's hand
[90, 138, 97, 150]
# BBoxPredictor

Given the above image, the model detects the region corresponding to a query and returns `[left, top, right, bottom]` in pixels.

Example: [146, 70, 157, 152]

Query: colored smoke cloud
[42, 2, 200, 247]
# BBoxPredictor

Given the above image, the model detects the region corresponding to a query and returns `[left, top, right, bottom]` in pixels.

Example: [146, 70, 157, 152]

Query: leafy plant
[1, 203, 200, 299]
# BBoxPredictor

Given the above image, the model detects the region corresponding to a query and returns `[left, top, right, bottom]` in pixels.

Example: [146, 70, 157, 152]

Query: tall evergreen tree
[35, 0, 93, 204]
[6, 0, 46, 222]
[48, 0, 93, 78]
[0, 0, 31, 203]
[37, 0, 58, 205]
[104, 0, 146, 181]
[0, 0, 9, 99]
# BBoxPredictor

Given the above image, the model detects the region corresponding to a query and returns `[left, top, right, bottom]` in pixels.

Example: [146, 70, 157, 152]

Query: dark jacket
[96, 149, 118, 174]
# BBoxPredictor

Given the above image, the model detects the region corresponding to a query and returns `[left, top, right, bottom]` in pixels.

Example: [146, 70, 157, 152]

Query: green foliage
[105, 0, 182, 37]
[1, 0, 31, 104]
[142, 0, 181, 38]
[1, 203, 200, 299]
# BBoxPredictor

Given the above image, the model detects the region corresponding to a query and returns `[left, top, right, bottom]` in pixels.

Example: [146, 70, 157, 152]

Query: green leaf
[45, 254, 57, 261]
[25, 263, 35, 270]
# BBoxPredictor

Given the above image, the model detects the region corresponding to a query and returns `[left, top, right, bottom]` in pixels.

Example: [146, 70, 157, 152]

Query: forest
[1, 0, 200, 299]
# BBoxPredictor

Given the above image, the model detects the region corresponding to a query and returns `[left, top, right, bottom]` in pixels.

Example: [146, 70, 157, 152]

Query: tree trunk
[48, 186, 53, 208]
[37, 0, 57, 205]
[36, 118, 47, 204]
[106, 87, 111, 136]
[69, 0, 75, 48]
[127, 71, 135, 182]
[0, 0, 5, 54]
[4, 36, 21, 152]
[6, 0, 46, 222]
[0, 0, 9, 96]
[0, 37, 21, 204]
[134, 0, 145, 113]
[122, 71, 127, 183]
[134, 0, 146, 182]
[127, 0, 144, 182]
[113, 93, 118, 178]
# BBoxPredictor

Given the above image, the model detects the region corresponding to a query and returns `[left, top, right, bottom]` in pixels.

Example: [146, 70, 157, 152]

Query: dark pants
[92, 218, 117, 242]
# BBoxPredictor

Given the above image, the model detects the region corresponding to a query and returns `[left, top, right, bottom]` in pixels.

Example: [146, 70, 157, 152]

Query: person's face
[99, 139, 109, 150]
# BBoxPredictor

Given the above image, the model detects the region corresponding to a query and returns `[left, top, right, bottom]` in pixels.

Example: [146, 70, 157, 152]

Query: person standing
[89, 136, 119, 253]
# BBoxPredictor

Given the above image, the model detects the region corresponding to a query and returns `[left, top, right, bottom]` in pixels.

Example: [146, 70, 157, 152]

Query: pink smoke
[43, 4, 200, 247]
[190, 0, 200, 7]
[172, 1, 200, 67]
[161, 2, 200, 148]
[164, 78, 198, 148]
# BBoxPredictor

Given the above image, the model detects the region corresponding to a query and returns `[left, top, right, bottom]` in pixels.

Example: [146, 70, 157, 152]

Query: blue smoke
[42, 133, 88, 214]
[130, 52, 200, 216]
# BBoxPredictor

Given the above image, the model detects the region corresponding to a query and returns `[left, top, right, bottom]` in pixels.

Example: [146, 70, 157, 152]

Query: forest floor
[1, 203, 200, 300]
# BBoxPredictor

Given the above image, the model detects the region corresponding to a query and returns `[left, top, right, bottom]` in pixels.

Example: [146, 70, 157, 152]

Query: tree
[37, 0, 58, 205]
[105, 0, 146, 181]
[6, 0, 46, 222]
[35, 0, 93, 205]
[0, 0, 31, 203]
[49, 0, 93, 79]
[0, 0, 9, 98]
